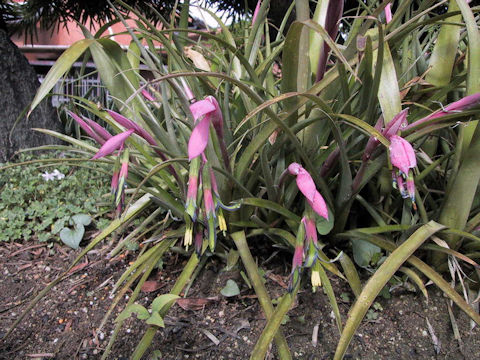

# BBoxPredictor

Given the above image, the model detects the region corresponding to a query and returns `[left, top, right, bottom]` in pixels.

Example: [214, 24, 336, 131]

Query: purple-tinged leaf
[68, 111, 105, 145]
[107, 110, 158, 146]
[384, 108, 408, 139]
[406, 92, 480, 130]
[252, 0, 261, 25]
[84, 117, 112, 141]
[141, 89, 156, 101]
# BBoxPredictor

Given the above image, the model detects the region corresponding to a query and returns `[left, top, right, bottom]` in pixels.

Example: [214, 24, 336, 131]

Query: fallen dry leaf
[67, 261, 88, 275]
[176, 297, 217, 311]
[141, 280, 165, 293]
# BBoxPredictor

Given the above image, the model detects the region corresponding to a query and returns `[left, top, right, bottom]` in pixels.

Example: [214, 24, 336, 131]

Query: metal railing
[37, 73, 111, 107]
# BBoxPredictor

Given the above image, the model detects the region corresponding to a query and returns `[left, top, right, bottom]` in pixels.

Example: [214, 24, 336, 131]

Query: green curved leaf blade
[28, 39, 93, 116]
[334, 221, 445, 360]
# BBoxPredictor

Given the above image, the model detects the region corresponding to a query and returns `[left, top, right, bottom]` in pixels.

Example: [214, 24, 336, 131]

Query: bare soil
[1, 241, 479, 360]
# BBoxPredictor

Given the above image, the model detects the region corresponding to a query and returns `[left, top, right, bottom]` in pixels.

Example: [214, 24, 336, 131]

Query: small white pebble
[125, 295, 129, 300]
[98, 332, 105, 341]
[44, 266, 51, 272]
[89, 301, 94, 306]
[53, 338, 58, 344]
[422, 330, 428, 337]
[398, 310, 403, 315]
[126, 329, 131, 333]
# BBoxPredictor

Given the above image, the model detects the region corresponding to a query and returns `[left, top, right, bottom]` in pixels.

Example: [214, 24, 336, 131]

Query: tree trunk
[0, 29, 62, 162]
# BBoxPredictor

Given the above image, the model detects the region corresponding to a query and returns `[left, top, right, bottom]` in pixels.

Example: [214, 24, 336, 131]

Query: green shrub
[0, 152, 111, 243]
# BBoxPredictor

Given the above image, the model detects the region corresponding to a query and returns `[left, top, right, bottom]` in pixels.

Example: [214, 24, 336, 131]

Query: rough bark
[0, 29, 62, 162]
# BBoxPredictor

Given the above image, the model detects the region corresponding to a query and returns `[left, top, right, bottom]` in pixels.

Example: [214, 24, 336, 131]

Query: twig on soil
[312, 323, 320, 347]
[8, 244, 47, 258]
[0, 287, 34, 313]
[25, 353, 55, 358]
[199, 328, 221, 345]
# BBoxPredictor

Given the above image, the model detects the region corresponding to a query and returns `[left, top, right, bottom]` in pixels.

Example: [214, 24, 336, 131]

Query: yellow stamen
[184, 226, 193, 247]
[311, 270, 321, 287]
[218, 210, 227, 234]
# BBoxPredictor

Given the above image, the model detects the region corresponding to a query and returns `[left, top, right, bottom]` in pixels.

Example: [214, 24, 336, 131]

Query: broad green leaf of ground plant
[59, 224, 85, 249]
[220, 279, 241, 297]
[116, 304, 150, 322]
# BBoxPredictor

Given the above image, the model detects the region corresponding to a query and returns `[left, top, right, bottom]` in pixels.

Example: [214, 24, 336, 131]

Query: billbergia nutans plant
[5, 0, 480, 359]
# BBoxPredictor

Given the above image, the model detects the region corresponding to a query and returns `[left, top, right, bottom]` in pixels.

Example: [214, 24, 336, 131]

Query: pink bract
[92, 129, 134, 160]
[385, 3, 392, 23]
[188, 96, 223, 160]
[252, 0, 261, 25]
[68, 111, 106, 145]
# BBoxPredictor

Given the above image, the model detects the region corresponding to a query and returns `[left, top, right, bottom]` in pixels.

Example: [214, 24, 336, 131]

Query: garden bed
[1, 241, 479, 359]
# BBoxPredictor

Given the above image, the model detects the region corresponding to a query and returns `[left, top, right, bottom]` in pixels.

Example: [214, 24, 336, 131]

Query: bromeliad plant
[7, 0, 480, 359]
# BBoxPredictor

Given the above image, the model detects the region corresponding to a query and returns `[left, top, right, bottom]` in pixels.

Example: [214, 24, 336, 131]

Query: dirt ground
[1, 241, 479, 360]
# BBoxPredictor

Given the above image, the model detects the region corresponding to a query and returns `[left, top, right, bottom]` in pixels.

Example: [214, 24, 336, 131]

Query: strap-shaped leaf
[334, 221, 445, 360]
[28, 39, 93, 116]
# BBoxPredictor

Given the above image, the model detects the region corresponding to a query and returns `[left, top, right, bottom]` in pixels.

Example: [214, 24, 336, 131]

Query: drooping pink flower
[288, 163, 328, 220]
[389, 135, 416, 175]
[92, 129, 134, 160]
[389, 135, 417, 205]
[188, 96, 224, 160]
